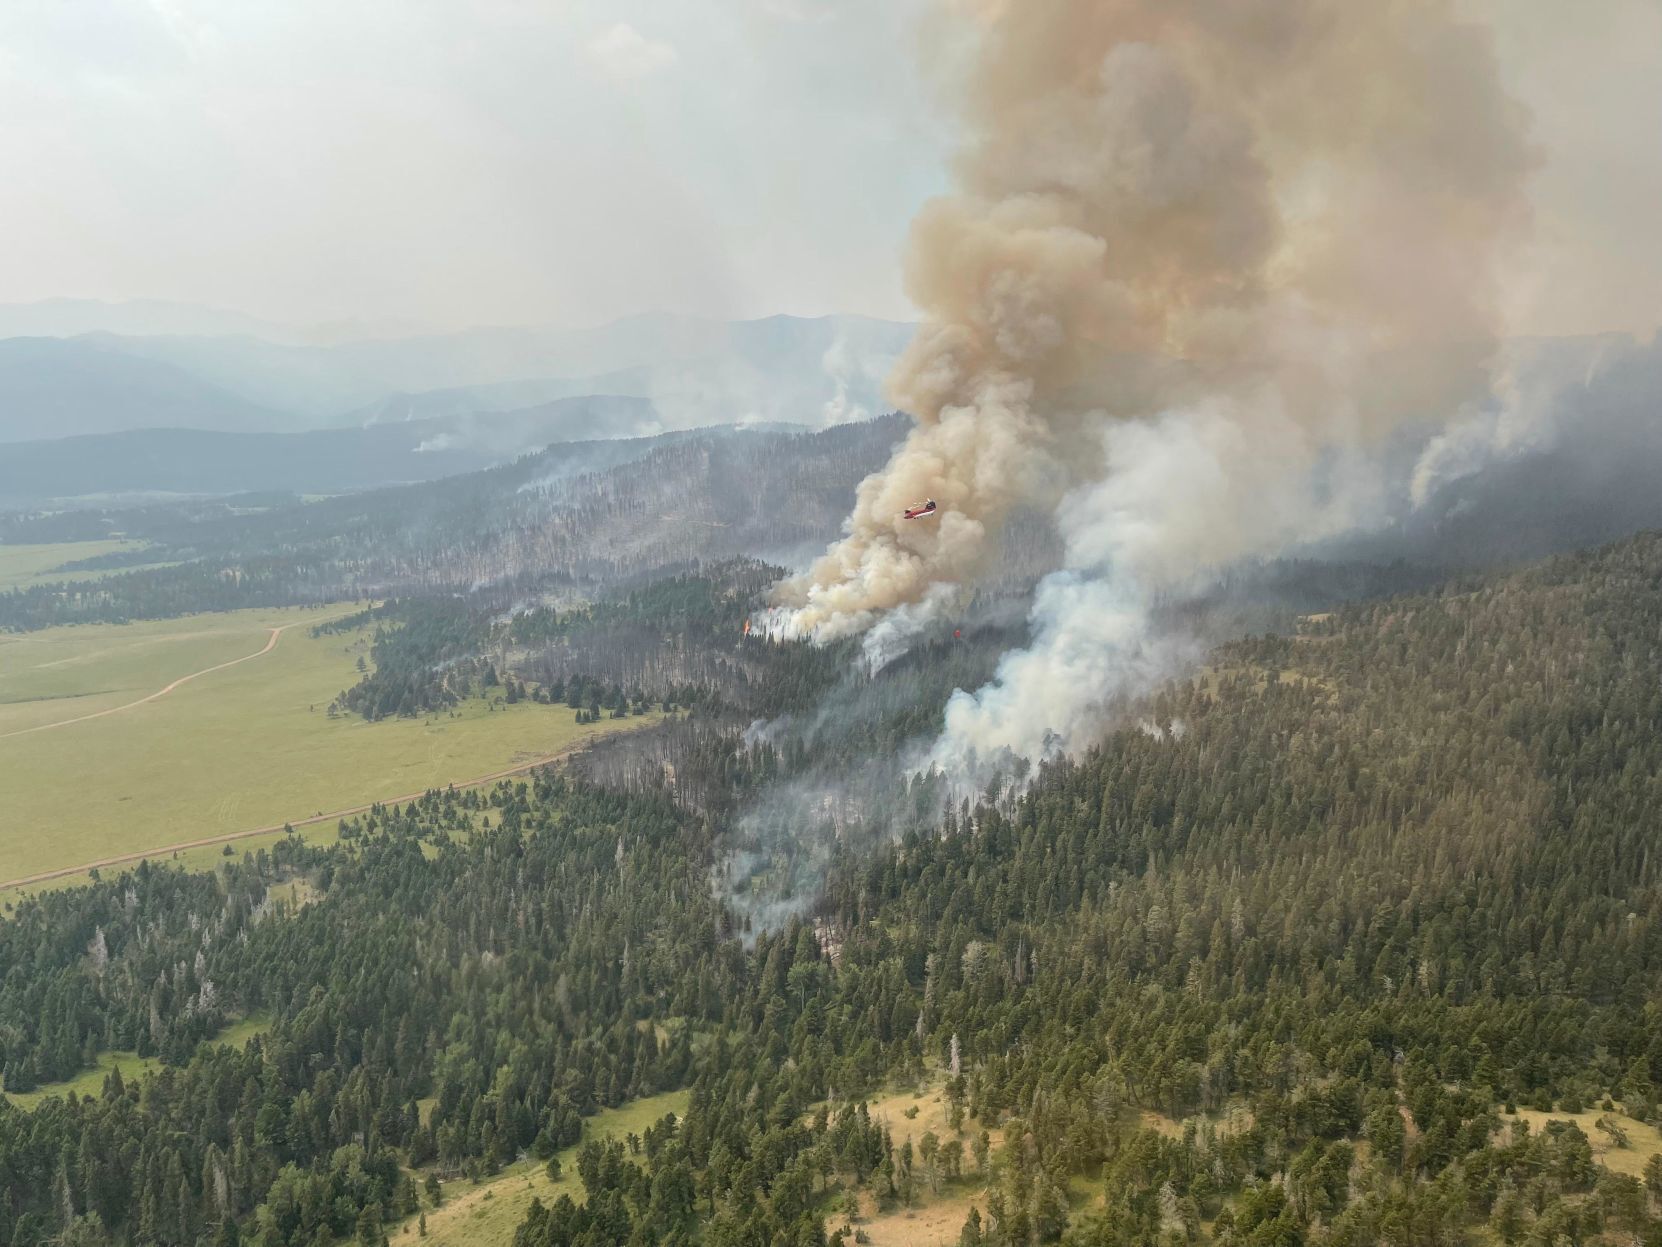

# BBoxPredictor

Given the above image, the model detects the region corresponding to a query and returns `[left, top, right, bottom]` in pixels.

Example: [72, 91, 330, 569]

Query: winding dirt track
[0, 732, 614, 892]
[0, 623, 295, 741]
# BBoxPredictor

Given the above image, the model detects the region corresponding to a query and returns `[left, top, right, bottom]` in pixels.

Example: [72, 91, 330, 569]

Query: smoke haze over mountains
[0, 309, 912, 469]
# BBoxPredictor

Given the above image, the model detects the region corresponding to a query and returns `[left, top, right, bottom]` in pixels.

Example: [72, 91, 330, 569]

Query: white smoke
[929, 396, 1392, 764]
[771, 0, 1535, 770]
[1410, 335, 1630, 507]
[820, 332, 896, 428]
[860, 581, 961, 673]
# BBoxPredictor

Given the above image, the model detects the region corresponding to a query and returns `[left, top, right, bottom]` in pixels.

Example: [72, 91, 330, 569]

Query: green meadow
[388, 1091, 691, 1247]
[0, 539, 173, 590]
[0, 605, 655, 890]
[3, 1015, 271, 1109]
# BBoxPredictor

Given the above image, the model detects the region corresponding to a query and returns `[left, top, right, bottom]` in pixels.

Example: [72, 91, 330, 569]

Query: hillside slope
[2, 535, 1661, 1245]
[0, 417, 910, 629]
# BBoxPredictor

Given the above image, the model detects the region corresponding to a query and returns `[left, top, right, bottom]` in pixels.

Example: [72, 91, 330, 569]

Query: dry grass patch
[1138, 1103, 1255, 1141]
[262, 876, 320, 912]
[846, 1190, 984, 1247]
[864, 1082, 1001, 1160]
[1511, 1108, 1662, 1181]
[826, 1078, 1002, 1245]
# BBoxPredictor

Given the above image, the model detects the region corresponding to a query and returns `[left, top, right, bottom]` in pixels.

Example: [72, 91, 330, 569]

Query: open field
[1, 617, 299, 740]
[0, 605, 656, 889]
[0, 608, 317, 736]
[389, 1090, 690, 1247]
[853, 1190, 984, 1247]
[4, 1014, 270, 1109]
[0, 539, 173, 589]
[833, 1077, 1000, 1246]
[865, 1080, 1000, 1162]
[1513, 1107, 1662, 1181]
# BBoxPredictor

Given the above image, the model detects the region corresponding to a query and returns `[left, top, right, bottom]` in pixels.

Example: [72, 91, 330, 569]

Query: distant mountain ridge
[0, 298, 302, 342]
[0, 337, 282, 441]
[0, 300, 915, 444]
[0, 395, 670, 504]
[92, 312, 912, 425]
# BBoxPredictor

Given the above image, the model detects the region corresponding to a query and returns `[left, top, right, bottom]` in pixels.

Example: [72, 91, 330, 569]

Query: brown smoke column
[772, 0, 1533, 652]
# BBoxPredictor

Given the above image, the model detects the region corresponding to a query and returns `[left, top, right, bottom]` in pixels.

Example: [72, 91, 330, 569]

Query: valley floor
[0, 605, 656, 889]
[0, 539, 170, 591]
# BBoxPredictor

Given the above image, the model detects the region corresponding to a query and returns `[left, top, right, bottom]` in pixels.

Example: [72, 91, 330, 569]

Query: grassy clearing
[851, 1190, 984, 1247]
[389, 1090, 690, 1247]
[262, 876, 320, 912]
[0, 540, 172, 589]
[826, 1077, 1002, 1247]
[0, 608, 304, 734]
[1138, 1103, 1256, 1141]
[4, 1050, 166, 1111]
[0, 540, 129, 589]
[864, 1081, 1001, 1161]
[1512, 1107, 1662, 1181]
[0, 605, 657, 889]
[3, 1014, 270, 1109]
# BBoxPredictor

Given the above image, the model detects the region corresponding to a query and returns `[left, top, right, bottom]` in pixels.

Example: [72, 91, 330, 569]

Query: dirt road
[0, 623, 295, 741]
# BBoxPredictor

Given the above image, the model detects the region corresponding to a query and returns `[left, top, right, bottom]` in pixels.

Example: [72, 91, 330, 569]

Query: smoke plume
[772, 0, 1534, 764]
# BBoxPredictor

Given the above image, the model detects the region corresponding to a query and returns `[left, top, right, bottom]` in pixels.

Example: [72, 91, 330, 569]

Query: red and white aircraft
[902, 498, 938, 520]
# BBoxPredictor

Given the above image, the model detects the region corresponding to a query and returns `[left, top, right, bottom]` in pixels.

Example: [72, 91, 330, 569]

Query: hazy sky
[2, 0, 1658, 337]
[1460, 0, 1662, 341]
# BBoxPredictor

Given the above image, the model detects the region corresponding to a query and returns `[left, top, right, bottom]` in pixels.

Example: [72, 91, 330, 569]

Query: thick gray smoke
[771, 0, 1535, 767]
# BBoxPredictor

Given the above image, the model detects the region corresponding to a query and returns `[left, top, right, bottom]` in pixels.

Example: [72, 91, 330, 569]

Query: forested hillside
[3, 532, 1662, 1246]
[0, 419, 907, 631]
